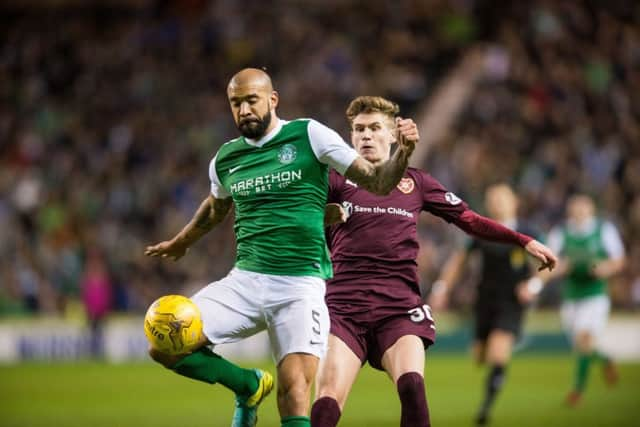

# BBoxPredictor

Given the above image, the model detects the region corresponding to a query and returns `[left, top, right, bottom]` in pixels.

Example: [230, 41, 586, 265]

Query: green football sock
[171, 347, 258, 397]
[281, 416, 311, 427]
[574, 353, 592, 392]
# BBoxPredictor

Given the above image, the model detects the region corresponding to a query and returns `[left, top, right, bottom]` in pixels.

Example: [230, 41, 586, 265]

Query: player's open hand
[524, 240, 557, 272]
[145, 240, 188, 261]
[324, 203, 348, 226]
[395, 117, 419, 150]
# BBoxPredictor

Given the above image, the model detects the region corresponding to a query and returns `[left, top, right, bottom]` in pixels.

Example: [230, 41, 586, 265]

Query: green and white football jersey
[547, 219, 625, 300]
[209, 119, 358, 278]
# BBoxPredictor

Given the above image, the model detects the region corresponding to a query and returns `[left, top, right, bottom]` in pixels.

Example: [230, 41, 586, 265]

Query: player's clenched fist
[395, 117, 419, 149]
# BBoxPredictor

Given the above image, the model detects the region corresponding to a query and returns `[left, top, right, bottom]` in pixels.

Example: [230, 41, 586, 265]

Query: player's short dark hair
[346, 96, 400, 126]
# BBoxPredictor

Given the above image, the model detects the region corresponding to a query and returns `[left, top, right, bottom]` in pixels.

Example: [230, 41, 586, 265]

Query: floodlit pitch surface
[1, 354, 638, 427]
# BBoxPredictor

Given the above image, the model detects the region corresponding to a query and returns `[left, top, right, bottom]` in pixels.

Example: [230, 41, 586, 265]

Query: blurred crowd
[1, 0, 639, 318]
[0, 0, 471, 316]
[420, 0, 640, 309]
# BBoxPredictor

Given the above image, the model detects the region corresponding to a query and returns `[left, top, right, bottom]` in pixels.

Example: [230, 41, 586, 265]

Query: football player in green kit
[546, 195, 626, 406]
[145, 68, 420, 427]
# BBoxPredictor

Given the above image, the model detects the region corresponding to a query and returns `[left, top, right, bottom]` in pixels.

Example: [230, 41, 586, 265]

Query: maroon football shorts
[328, 298, 436, 371]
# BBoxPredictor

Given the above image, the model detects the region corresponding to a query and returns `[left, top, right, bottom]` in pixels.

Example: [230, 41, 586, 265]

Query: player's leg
[472, 303, 492, 366]
[561, 299, 584, 405]
[566, 295, 614, 405]
[150, 269, 274, 426]
[472, 340, 487, 365]
[311, 334, 362, 427]
[562, 298, 594, 405]
[571, 330, 594, 402]
[476, 329, 515, 425]
[589, 296, 618, 386]
[276, 353, 319, 427]
[380, 335, 430, 427]
[472, 302, 517, 425]
[149, 344, 265, 398]
[264, 273, 330, 427]
[594, 348, 619, 386]
[372, 302, 435, 427]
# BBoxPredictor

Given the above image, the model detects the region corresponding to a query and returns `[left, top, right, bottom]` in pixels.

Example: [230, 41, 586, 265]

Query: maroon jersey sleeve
[418, 171, 469, 222]
[454, 210, 533, 247]
[416, 171, 532, 247]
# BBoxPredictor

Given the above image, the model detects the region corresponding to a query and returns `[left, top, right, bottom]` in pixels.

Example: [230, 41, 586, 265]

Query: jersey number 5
[408, 304, 434, 323]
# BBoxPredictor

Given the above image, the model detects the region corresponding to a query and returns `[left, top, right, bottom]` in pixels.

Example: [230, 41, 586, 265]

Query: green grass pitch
[1, 354, 638, 427]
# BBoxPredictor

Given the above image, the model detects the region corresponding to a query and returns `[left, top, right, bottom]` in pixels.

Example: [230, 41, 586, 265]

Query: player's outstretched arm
[453, 210, 557, 272]
[145, 195, 232, 261]
[344, 118, 419, 195]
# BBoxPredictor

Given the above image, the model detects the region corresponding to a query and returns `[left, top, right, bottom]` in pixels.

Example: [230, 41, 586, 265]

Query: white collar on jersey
[244, 119, 287, 147]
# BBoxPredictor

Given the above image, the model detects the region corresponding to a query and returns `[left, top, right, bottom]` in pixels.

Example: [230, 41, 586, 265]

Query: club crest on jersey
[278, 144, 297, 164]
[445, 192, 462, 205]
[397, 177, 415, 194]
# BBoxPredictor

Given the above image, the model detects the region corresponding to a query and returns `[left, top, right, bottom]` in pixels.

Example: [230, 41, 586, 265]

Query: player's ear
[270, 90, 279, 110]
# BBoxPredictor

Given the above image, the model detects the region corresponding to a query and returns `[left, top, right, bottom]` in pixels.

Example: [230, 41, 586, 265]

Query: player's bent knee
[278, 381, 310, 399]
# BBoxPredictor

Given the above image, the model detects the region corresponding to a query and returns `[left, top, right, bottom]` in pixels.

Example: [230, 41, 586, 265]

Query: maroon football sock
[310, 396, 341, 427]
[397, 372, 430, 427]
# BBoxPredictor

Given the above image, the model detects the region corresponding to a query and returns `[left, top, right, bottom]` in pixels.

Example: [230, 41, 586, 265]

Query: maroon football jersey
[326, 168, 468, 312]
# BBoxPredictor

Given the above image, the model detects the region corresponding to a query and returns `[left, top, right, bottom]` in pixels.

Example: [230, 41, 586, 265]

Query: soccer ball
[144, 295, 204, 355]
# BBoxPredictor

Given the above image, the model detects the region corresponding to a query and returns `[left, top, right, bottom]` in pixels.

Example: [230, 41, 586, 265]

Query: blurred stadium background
[1, 0, 639, 426]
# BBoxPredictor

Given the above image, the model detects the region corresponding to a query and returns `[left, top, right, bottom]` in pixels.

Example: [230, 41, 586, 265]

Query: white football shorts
[191, 268, 329, 363]
[560, 294, 610, 343]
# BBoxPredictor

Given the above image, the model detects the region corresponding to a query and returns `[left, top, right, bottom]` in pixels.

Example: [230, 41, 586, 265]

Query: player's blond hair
[346, 96, 399, 127]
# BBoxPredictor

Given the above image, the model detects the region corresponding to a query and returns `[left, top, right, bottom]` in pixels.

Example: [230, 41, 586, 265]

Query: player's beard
[238, 110, 272, 139]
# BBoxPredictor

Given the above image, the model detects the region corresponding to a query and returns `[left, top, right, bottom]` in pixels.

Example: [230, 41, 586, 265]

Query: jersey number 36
[408, 304, 434, 323]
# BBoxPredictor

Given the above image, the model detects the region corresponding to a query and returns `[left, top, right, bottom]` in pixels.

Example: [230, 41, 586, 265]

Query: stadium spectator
[80, 247, 113, 357]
